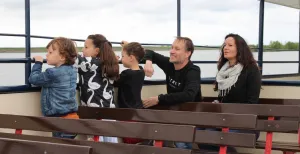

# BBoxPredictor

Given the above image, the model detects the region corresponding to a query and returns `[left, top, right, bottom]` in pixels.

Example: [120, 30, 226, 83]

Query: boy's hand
[121, 40, 129, 47]
[33, 56, 43, 62]
[144, 60, 154, 77]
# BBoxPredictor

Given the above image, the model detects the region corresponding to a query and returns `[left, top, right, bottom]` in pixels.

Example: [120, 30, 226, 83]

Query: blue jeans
[174, 142, 193, 149]
[174, 128, 217, 149]
[52, 132, 77, 139]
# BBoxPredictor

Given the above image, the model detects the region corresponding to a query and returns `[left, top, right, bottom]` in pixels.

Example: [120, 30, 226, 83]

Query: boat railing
[0, 33, 300, 93]
[0, 0, 300, 93]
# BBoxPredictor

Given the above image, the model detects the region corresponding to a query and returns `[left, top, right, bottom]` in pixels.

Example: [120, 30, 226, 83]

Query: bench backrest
[78, 107, 257, 129]
[202, 97, 300, 106]
[78, 107, 258, 147]
[0, 111, 257, 148]
[0, 132, 191, 154]
[79, 102, 300, 134]
[0, 137, 92, 154]
[150, 102, 300, 133]
[151, 102, 300, 117]
[0, 114, 194, 143]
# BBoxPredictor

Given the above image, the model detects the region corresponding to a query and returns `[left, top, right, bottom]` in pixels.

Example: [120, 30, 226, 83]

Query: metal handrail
[0, 0, 300, 93]
[1, 79, 300, 93]
[0, 58, 299, 64]
[0, 33, 299, 51]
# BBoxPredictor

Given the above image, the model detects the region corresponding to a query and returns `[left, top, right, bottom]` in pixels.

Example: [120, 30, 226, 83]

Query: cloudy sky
[0, 0, 299, 47]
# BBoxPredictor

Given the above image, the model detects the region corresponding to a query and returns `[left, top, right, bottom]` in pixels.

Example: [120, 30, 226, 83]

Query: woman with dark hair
[214, 33, 261, 104]
[198, 34, 261, 152]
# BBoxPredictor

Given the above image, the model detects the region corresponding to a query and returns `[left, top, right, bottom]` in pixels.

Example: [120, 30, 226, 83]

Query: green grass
[0, 46, 219, 53]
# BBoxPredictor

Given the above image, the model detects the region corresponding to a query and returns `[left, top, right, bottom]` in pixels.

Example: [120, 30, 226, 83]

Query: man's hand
[144, 60, 154, 77]
[142, 96, 159, 108]
[33, 56, 43, 63]
[121, 40, 129, 47]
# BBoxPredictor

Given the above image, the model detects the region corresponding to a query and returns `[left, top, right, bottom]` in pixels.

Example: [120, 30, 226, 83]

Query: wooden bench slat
[256, 142, 300, 152]
[0, 133, 192, 154]
[257, 141, 298, 147]
[194, 130, 256, 148]
[151, 102, 300, 117]
[0, 114, 195, 142]
[0, 137, 92, 154]
[191, 149, 251, 154]
[78, 107, 257, 129]
[202, 97, 300, 106]
[256, 120, 299, 132]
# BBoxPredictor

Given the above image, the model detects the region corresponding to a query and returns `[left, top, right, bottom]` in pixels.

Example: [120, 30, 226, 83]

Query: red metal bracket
[219, 127, 229, 154]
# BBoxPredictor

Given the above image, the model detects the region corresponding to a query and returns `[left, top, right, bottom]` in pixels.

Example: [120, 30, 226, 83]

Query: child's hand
[116, 55, 120, 60]
[33, 56, 44, 62]
[121, 40, 128, 47]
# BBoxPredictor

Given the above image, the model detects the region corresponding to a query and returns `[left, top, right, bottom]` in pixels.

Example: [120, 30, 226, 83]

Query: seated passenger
[142, 36, 202, 149]
[198, 33, 261, 152]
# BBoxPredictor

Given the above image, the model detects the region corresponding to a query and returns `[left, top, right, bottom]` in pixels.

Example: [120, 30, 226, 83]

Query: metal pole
[298, 10, 300, 73]
[177, 0, 181, 37]
[25, 0, 31, 85]
[258, 0, 265, 74]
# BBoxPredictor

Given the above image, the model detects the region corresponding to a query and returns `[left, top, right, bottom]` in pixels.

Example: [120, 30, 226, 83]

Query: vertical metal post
[258, 0, 265, 74]
[177, 0, 181, 37]
[25, 0, 31, 85]
[298, 10, 300, 73]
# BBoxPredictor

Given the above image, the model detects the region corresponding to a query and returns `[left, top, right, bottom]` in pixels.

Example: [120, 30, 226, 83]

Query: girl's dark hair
[217, 33, 257, 71]
[123, 42, 145, 61]
[87, 34, 119, 80]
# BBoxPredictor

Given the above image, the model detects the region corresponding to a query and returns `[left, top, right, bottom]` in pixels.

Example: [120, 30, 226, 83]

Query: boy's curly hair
[46, 37, 78, 65]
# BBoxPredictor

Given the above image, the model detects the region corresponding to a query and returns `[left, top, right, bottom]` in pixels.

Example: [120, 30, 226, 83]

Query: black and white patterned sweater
[75, 55, 115, 108]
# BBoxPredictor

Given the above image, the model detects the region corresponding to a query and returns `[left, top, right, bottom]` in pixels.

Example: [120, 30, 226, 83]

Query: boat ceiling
[264, 0, 300, 9]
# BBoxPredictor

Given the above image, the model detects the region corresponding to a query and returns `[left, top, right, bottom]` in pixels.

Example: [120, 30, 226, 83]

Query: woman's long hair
[214, 33, 259, 91]
[217, 33, 257, 71]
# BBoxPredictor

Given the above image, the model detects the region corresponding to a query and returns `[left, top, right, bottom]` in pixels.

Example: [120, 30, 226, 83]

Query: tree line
[249, 41, 299, 51]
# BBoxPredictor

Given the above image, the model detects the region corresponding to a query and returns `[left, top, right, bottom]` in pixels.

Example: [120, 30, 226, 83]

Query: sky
[0, 0, 299, 47]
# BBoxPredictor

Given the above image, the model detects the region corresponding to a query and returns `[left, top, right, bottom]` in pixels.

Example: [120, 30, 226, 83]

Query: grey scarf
[216, 62, 243, 96]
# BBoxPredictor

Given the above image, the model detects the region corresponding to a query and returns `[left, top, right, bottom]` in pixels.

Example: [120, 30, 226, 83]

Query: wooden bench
[0, 132, 191, 154]
[0, 113, 194, 154]
[150, 102, 300, 154]
[0, 137, 92, 154]
[78, 106, 258, 153]
[203, 97, 300, 106]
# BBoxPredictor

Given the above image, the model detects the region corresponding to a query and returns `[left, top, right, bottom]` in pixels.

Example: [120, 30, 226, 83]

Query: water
[0, 50, 298, 86]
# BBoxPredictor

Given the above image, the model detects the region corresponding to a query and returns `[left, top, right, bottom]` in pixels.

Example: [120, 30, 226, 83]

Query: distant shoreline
[0, 46, 296, 53]
[0, 46, 219, 53]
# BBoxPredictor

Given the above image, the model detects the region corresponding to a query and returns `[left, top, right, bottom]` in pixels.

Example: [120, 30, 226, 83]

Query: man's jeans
[174, 142, 193, 149]
[52, 132, 77, 139]
[174, 128, 216, 149]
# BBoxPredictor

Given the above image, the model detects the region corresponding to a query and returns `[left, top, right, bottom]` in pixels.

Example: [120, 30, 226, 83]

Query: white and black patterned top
[75, 55, 115, 108]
